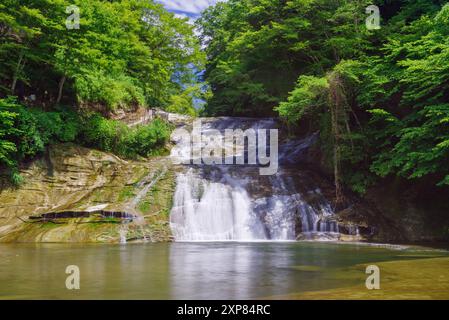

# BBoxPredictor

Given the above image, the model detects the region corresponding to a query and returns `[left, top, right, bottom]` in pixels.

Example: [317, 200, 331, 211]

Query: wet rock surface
[169, 117, 382, 241]
[0, 143, 175, 243]
[2, 115, 443, 244]
[284, 132, 449, 243]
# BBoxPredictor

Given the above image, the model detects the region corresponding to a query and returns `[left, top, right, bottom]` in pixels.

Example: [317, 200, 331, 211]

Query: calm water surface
[0, 242, 446, 299]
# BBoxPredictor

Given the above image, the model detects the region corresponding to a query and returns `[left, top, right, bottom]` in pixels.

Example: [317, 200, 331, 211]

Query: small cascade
[278, 133, 319, 165]
[119, 224, 128, 244]
[134, 216, 149, 242]
[123, 168, 167, 242]
[169, 117, 346, 241]
[129, 168, 167, 210]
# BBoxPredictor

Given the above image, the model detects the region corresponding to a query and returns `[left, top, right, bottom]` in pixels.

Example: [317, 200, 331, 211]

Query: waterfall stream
[118, 168, 168, 243]
[169, 117, 342, 241]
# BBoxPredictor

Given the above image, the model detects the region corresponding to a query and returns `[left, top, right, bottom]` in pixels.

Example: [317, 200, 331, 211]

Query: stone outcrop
[0, 144, 176, 243]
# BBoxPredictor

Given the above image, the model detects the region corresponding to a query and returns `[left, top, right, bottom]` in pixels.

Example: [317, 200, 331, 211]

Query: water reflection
[167, 242, 391, 299]
[169, 243, 272, 299]
[0, 242, 441, 299]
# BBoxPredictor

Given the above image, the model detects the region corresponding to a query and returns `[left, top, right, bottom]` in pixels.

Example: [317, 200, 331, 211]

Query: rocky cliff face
[364, 178, 449, 243]
[294, 138, 449, 243]
[0, 144, 176, 243]
[2, 115, 445, 244]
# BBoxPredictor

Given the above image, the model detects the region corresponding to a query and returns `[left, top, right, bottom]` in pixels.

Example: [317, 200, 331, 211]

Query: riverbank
[274, 256, 449, 300]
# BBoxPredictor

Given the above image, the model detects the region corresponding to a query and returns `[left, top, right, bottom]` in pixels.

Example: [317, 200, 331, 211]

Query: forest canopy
[1, 0, 449, 195]
[0, 0, 202, 182]
[198, 0, 449, 195]
[0, 0, 204, 109]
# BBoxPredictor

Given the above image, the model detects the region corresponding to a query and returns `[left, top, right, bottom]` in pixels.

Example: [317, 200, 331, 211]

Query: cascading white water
[169, 117, 342, 241]
[170, 167, 264, 241]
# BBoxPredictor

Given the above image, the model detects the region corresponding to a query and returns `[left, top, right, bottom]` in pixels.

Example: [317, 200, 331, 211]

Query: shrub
[128, 119, 172, 157]
[0, 97, 81, 183]
[0, 97, 172, 184]
[0, 97, 19, 170]
[74, 70, 145, 110]
[81, 115, 171, 158]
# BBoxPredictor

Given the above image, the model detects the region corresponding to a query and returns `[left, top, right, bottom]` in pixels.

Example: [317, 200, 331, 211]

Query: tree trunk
[56, 75, 66, 104]
[329, 73, 345, 207]
[11, 52, 24, 94]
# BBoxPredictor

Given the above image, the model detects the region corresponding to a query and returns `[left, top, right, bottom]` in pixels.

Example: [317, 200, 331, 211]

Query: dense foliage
[0, 97, 171, 182]
[0, 0, 201, 182]
[199, 0, 449, 195]
[82, 113, 171, 158]
[198, 0, 377, 117]
[0, 0, 203, 109]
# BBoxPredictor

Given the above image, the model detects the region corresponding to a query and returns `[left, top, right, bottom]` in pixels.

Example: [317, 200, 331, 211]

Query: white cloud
[157, 0, 222, 16]
[173, 12, 191, 20]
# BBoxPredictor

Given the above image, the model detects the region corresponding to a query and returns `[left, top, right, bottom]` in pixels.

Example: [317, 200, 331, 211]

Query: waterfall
[129, 168, 167, 211]
[119, 224, 128, 244]
[169, 117, 341, 241]
[170, 167, 262, 241]
[117, 168, 167, 243]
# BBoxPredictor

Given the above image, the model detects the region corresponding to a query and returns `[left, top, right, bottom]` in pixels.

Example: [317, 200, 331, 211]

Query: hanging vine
[328, 70, 353, 207]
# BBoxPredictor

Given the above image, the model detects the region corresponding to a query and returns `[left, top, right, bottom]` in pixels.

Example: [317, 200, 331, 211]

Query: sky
[157, 0, 222, 20]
